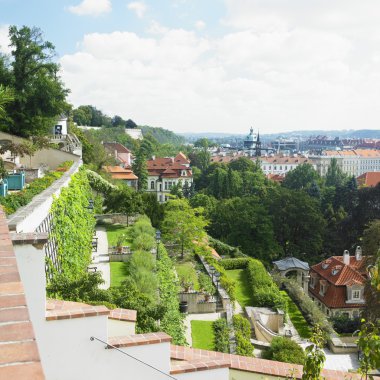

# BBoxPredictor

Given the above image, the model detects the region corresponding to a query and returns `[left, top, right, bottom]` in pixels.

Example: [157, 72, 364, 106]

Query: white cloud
[60, 2, 380, 134]
[0, 25, 11, 54]
[127, 1, 147, 18]
[195, 20, 206, 30]
[68, 0, 111, 16]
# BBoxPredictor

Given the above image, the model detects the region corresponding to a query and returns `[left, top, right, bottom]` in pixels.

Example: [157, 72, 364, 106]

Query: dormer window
[331, 265, 342, 276]
[322, 259, 331, 270]
[319, 280, 327, 296]
[352, 290, 360, 300]
[181, 170, 187, 176]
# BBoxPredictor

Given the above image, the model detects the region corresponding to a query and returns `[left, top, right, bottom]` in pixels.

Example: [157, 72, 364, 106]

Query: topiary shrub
[213, 318, 230, 353]
[263, 336, 305, 364]
[131, 233, 155, 251]
[233, 314, 254, 357]
[219, 258, 251, 270]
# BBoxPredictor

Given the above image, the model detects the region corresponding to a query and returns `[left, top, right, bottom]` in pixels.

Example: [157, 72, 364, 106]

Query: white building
[147, 152, 193, 203]
[311, 149, 380, 177]
[259, 155, 316, 176]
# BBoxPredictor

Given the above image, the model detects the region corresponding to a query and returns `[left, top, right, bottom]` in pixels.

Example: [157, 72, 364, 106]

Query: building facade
[260, 155, 316, 176]
[146, 152, 193, 203]
[308, 248, 367, 318]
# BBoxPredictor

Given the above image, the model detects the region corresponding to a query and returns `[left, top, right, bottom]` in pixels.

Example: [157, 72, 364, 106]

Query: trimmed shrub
[263, 337, 305, 364]
[131, 233, 155, 251]
[233, 315, 254, 357]
[157, 244, 186, 345]
[331, 315, 361, 334]
[213, 318, 230, 353]
[130, 216, 155, 239]
[274, 275, 334, 336]
[209, 236, 246, 258]
[247, 260, 286, 311]
[219, 258, 251, 270]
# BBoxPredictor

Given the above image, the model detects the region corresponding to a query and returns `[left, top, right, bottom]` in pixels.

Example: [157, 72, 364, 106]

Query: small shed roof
[273, 257, 309, 271]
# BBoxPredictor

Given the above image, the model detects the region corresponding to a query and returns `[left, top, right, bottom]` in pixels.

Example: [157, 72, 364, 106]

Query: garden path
[185, 312, 222, 347]
[88, 226, 110, 289]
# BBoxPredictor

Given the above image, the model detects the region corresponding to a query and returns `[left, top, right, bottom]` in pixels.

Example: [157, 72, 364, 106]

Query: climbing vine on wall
[49, 168, 96, 281]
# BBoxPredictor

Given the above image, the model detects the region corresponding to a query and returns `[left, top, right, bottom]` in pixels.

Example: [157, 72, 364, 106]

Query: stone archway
[273, 257, 310, 292]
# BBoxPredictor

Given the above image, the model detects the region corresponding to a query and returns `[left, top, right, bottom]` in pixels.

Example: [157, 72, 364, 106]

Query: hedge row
[233, 315, 254, 357]
[208, 236, 246, 258]
[0, 161, 73, 215]
[157, 243, 187, 345]
[219, 258, 251, 270]
[274, 276, 334, 336]
[199, 248, 236, 302]
[247, 260, 287, 311]
[213, 318, 230, 353]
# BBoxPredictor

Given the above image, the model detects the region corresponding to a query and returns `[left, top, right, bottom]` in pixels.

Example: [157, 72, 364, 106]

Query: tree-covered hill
[141, 125, 185, 145]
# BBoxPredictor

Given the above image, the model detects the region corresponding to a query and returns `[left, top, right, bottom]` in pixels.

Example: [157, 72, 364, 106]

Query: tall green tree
[283, 163, 320, 191]
[325, 158, 346, 187]
[161, 199, 207, 258]
[132, 148, 148, 191]
[6, 26, 69, 136]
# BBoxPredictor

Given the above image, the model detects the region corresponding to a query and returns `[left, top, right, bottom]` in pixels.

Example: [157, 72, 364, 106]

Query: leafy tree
[0, 85, 13, 118]
[132, 148, 148, 191]
[263, 336, 305, 364]
[6, 26, 69, 136]
[325, 158, 346, 187]
[302, 325, 326, 380]
[103, 185, 143, 225]
[112, 115, 125, 127]
[228, 157, 256, 172]
[209, 196, 279, 261]
[141, 192, 164, 228]
[162, 198, 207, 258]
[189, 193, 217, 219]
[125, 119, 138, 129]
[283, 163, 320, 191]
[268, 187, 326, 258]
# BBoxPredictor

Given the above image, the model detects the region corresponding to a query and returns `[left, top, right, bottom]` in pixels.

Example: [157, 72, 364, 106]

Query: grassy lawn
[281, 290, 312, 339]
[191, 320, 215, 350]
[105, 224, 132, 247]
[110, 262, 129, 287]
[226, 269, 254, 307]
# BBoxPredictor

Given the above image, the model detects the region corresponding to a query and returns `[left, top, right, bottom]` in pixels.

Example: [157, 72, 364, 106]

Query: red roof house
[308, 247, 368, 318]
[357, 172, 380, 187]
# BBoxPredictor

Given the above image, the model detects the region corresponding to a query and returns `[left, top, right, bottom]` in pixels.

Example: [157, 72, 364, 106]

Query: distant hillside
[141, 125, 185, 145]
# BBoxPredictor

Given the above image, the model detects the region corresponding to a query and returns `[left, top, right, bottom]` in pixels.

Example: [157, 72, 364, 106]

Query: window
[310, 277, 316, 288]
[352, 290, 361, 300]
[150, 181, 155, 190]
[164, 182, 168, 190]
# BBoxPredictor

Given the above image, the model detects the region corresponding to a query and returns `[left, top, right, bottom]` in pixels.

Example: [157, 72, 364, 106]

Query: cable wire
[90, 336, 178, 380]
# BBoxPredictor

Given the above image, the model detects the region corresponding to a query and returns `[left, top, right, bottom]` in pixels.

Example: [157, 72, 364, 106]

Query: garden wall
[179, 292, 217, 314]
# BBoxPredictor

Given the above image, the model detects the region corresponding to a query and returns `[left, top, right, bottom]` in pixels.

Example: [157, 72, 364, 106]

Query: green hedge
[208, 236, 246, 258]
[219, 258, 251, 270]
[213, 318, 230, 353]
[0, 161, 73, 215]
[233, 315, 254, 357]
[274, 276, 333, 336]
[49, 167, 96, 281]
[247, 260, 286, 311]
[262, 336, 305, 364]
[157, 243, 186, 345]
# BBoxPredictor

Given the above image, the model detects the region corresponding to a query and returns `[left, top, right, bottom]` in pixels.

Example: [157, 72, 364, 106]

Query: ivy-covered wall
[49, 168, 96, 280]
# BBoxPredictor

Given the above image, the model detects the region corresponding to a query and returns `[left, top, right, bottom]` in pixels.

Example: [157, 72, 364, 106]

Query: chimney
[343, 250, 350, 265]
[355, 246, 362, 261]
[151, 155, 155, 160]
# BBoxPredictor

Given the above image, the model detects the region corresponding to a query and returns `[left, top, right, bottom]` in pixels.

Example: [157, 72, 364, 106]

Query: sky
[1, 0, 380, 135]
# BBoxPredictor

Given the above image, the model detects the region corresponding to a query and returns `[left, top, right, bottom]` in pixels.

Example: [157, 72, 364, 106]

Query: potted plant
[176, 263, 198, 292]
[116, 234, 126, 253]
[198, 272, 215, 301]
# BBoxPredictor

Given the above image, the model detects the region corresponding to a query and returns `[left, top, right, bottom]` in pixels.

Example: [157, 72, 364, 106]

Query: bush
[157, 243, 186, 345]
[131, 233, 155, 251]
[246, 260, 286, 311]
[219, 258, 251, 270]
[274, 276, 334, 337]
[263, 337, 305, 365]
[130, 216, 155, 239]
[233, 315, 253, 357]
[176, 262, 199, 291]
[331, 315, 361, 334]
[198, 272, 215, 295]
[209, 237, 246, 258]
[213, 318, 230, 353]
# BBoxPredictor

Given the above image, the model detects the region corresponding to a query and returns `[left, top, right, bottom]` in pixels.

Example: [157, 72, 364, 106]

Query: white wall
[176, 368, 229, 380]
[107, 319, 136, 337]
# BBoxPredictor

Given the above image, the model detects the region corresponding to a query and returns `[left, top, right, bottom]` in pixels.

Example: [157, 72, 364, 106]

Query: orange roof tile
[357, 172, 380, 187]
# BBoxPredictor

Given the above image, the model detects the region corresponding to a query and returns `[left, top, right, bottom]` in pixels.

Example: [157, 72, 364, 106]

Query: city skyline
[1, 0, 380, 134]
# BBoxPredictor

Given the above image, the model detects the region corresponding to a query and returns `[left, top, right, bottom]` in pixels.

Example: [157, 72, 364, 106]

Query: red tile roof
[357, 172, 380, 187]
[170, 345, 358, 379]
[103, 166, 138, 180]
[103, 142, 131, 154]
[147, 153, 192, 179]
[174, 152, 190, 164]
[309, 255, 368, 309]
[108, 332, 171, 348]
[0, 207, 45, 379]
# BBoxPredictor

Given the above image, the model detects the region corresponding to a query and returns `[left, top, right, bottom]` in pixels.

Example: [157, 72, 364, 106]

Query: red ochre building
[308, 247, 368, 318]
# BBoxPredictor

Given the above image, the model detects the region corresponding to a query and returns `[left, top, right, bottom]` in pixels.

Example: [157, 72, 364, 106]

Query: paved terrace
[0, 208, 45, 379]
